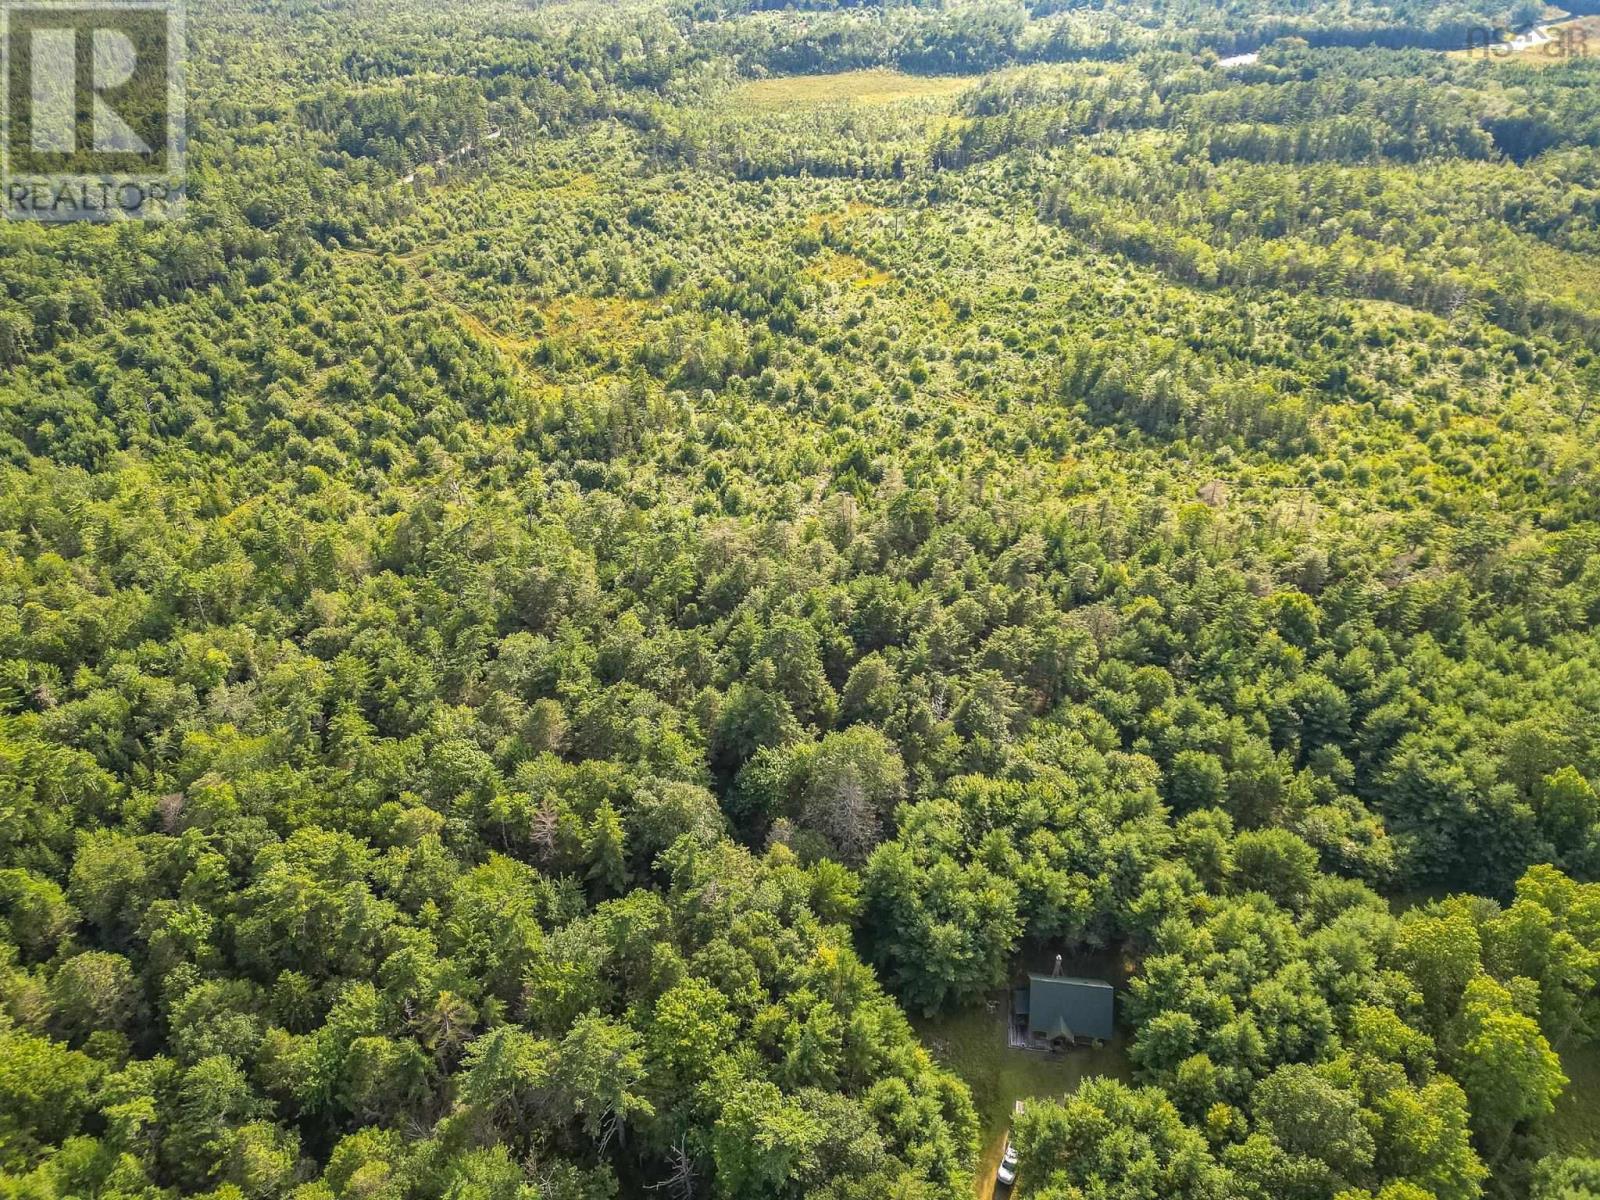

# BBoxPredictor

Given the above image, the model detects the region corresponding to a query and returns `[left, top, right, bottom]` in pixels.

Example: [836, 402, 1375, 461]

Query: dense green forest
[3, 0, 1600, 1197]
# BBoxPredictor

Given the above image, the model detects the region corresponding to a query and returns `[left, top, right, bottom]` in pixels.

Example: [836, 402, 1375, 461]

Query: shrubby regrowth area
[3, 0, 1600, 1197]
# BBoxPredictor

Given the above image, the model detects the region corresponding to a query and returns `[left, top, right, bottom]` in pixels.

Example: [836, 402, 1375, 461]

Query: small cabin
[1014, 974, 1114, 1047]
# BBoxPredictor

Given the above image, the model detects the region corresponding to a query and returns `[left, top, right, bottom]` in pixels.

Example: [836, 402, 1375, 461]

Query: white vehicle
[997, 1140, 1019, 1187]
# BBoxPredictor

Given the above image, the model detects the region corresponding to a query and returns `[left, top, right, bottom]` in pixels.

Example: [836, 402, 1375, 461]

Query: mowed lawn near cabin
[914, 1004, 1134, 1199]
[730, 67, 973, 110]
[1547, 1041, 1600, 1157]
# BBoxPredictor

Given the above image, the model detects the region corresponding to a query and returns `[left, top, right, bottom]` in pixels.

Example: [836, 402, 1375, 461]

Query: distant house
[1013, 974, 1114, 1047]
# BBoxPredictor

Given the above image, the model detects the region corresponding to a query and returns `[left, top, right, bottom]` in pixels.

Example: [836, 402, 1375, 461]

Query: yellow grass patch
[537, 295, 655, 342]
[549, 171, 599, 196]
[804, 200, 882, 234]
[807, 250, 891, 289]
[450, 306, 537, 356]
[1501, 234, 1600, 310]
[731, 68, 972, 111]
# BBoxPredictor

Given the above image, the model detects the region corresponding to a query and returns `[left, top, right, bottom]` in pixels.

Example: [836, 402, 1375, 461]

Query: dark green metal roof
[1026, 974, 1114, 1042]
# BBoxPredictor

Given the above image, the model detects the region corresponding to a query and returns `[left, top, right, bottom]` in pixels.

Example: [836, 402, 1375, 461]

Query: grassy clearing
[802, 201, 884, 239]
[1503, 234, 1600, 310]
[731, 68, 973, 111]
[914, 1004, 1133, 1199]
[536, 295, 655, 340]
[806, 249, 891, 289]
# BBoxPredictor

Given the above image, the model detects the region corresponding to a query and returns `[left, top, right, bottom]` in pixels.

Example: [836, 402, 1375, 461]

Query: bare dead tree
[529, 796, 559, 862]
[808, 770, 879, 865]
[646, 1136, 697, 1200]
